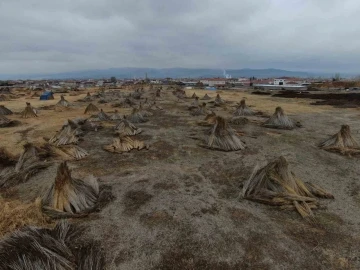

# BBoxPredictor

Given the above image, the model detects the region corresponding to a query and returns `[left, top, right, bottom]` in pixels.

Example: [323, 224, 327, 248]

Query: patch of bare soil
[154, 229, 245, 270]
[123, 190, 153, 215]
[272, 211, 359, 269]
[141, 140, 176, 161]
[273, 91, 360, 108]
[349, 182, 360, 205]
[199, 159, 252, 199]
[14, 127, 34, 140]
[252, 91, 271, 95]
[228, 207, 257, 226]
[140, 210, 175, 228]
[153, 182, 179, 190]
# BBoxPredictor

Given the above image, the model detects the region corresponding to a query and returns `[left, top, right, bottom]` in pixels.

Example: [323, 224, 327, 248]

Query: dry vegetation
[0, 85, 359, 269]
[0, 197, 50, 238]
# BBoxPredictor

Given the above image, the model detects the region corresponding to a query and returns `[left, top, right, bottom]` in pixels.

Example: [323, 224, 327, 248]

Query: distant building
[274, 78, 287, 85]
[273, 77, 309, 86]
[96, 81, 104, 87]
[200, 78, 226, 86]
[150, 80, 161, 84]
[181, 81, 198, 86]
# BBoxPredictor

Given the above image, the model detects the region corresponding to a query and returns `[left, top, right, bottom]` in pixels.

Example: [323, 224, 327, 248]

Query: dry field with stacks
[0, 86, 360, 269]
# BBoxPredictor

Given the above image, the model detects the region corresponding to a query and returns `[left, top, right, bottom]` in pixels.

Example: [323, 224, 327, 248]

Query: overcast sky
[0, 0, 359, 75]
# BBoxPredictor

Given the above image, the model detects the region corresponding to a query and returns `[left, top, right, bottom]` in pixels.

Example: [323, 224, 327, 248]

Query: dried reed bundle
[0, 105, 13, 115]
[243, 156, 334, 218]
[172, 89, 187, 99]
[0, 220, 106, 269]
[138, 102, 153, 117]
[204, 111, 217, 124]
[56, 95, 70, 107]
[97, 109, 110, 121]
[191, 102, 210, 116]
[21, 102, 38, 118]
[188, 97, 200, 110]
[104, 137, 148, 153]
[49, 122, 82, 146]
[46, 145, 89, 161]
[204, 116, 245, 151]
[0, 143, 50, 188]
[197, 111, 217, 126]
[234, 99, 255, 116]
[110, 110, 123, 120]
[262, 107, 295, 130]
[319, 125, 360, 155]
[201, 93, 212, 100]
[214, 94, 225, 105]
[114, 119, 142, 136]
[0, 115, 15, 128]
[81, 119, 102, 132]
[42, 162, 101, 217]
[127, 108, 148, 123]
[84, 103, 99, 114]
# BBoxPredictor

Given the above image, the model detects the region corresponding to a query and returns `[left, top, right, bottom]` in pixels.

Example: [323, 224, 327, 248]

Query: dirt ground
[273, 91, 360, 108]
[1, 87, 360, 269]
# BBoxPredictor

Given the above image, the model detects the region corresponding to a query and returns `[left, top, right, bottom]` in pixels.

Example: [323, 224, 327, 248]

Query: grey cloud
[0, 0, 359, 75]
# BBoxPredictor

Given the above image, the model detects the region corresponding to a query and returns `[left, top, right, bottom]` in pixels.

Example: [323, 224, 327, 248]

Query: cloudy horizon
[1, 0, 359, 76]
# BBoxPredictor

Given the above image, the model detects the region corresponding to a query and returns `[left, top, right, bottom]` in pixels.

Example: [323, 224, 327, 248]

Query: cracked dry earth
[2, 88, 360, 269]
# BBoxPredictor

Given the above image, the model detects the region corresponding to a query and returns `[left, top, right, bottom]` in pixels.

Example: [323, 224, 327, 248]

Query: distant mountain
[0, 67, 335, 80]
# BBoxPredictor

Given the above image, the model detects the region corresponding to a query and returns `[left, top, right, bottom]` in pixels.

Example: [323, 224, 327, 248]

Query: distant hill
[0, 67, 335, 80]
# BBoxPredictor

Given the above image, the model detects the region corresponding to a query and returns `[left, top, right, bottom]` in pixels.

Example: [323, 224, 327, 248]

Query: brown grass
[0, 197, 51, 237]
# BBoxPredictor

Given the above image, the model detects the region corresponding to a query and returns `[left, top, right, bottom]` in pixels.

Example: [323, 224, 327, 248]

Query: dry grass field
[1, 86, 360, 269]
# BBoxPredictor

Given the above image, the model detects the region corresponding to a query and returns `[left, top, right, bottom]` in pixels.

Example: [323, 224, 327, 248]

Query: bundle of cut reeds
[0, 143, 50, 188]
[214, 94, 225, 105]
[42, 162, 100, 217]
[188, 97, 200, 110]
[110, 110, 123, 120]
[234, 99, 255, 116]
[319, 125, 360, 155]
[126, 108, 148, 123]
[0, 105, 13, 115]
[204, 116, 245, 151]
[0, 220, 105, 269]
[97, 109, 110, 121]
[49, 122, 82, 146]
[56, 95, 70, 107]
[114, 119, 142, 136]
[21, 102, 38, 118]
[201, 93, 212, 100]
[104, 137, 148, 153]
[84, 103, 99, 114]
[262, 107, 295, 130]
[191, 103, 210, 116]
[138, 102, 153, 117]
[243, 156, 334, 218]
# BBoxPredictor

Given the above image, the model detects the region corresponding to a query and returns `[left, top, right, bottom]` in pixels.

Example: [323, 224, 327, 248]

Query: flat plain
[1, 87, 359, 269]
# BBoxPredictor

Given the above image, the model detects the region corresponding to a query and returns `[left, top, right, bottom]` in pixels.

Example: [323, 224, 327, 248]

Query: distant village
[0, 75, 358, 93]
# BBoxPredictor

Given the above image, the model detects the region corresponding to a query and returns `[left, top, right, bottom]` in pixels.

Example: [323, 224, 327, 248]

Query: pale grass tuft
[0, 197, 50, 237]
